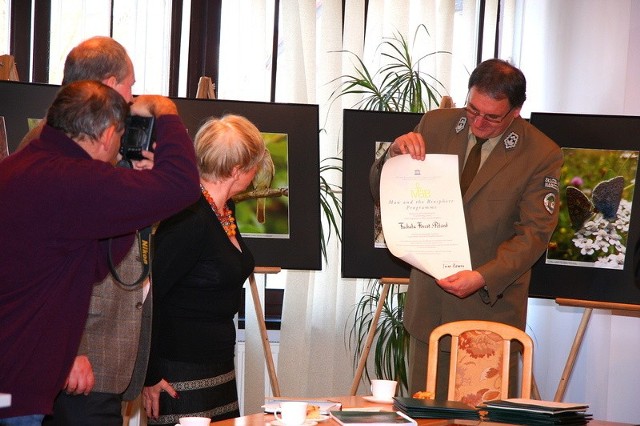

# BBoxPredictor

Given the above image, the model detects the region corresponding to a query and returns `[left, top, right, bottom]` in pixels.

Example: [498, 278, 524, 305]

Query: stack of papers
[481, 398, 592, 425]
[330, 410, 417, 426]
[392, 397, 480, 420]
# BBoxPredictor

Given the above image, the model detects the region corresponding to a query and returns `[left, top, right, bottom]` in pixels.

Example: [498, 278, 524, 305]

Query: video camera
[117, 115, 155, 167]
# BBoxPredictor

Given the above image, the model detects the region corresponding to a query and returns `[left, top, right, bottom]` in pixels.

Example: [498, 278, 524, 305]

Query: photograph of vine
[546, 147, 638, 269]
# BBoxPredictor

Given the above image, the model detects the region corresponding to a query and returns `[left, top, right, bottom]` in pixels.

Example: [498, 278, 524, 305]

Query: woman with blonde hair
[143, 115, 265, 425]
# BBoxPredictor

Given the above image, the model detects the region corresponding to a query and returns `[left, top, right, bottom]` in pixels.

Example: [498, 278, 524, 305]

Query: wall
[518, 1, 640, 423]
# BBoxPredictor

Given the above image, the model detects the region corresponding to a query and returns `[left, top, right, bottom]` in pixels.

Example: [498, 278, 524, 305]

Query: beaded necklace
[200, 184, 237, 237]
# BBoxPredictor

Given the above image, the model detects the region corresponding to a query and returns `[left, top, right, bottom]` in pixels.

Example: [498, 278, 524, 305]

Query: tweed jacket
[77, 240, 152, 400]
[370, 107, 562, 342]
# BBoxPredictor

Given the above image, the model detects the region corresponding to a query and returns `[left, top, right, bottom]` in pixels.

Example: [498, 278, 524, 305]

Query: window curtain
[514, 1, 640, 422]
[217, 0, 484, 414]
[47, 0, 173, 94]
[226, 0, 640, 422]
[229, 0, 466, 412]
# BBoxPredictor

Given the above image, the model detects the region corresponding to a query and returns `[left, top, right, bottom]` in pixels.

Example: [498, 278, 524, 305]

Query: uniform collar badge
[503, 131, 519, 149]
[455, 117, 467, 133]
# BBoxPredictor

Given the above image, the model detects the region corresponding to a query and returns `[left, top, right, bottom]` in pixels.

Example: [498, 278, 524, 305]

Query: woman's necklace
[200, 184, 237, 237]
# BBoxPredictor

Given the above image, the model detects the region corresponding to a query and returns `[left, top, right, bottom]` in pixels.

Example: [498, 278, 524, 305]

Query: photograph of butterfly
[546, 147, 638, 269]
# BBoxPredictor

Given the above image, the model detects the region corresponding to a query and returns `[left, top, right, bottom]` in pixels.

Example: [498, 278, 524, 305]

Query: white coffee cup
[176, 416, 211, 426]
[370, 379, 397, 400]
[274, 401, 308, 425]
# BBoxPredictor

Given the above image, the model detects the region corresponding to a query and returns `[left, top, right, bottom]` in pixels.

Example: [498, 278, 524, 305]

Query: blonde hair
[195, 114, 265, 181]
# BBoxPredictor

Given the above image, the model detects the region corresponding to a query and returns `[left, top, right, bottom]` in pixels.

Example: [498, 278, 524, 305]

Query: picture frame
[341, 109, 423, 278]
[529, 112, 640, 304]
[172, 97, 321, 270]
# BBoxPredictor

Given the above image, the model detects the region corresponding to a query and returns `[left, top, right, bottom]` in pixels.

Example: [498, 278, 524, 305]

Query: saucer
[269, 420, 318, 426]
[308, 414, 330, 422]
[362, 395, 395, 404]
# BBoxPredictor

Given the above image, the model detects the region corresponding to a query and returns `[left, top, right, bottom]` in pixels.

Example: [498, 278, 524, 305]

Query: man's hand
[131, 146, 155, 171]
[143, 379, 179, 420]
[436, 270, 486, 298]
[388, 132, 426, 160]
[63, 355, 95, 396]
[130, 95, 178, 117]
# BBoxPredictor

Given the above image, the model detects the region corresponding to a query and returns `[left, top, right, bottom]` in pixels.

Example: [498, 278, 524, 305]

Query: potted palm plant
[332, 24, 450, 394]
[319, 156, 343, 262]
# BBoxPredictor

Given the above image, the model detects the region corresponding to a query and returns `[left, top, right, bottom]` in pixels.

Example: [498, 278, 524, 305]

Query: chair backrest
[425, 320, 533, 405]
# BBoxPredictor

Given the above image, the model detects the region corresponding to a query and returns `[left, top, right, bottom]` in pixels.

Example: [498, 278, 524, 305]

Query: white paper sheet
[379, 154, 471, 279]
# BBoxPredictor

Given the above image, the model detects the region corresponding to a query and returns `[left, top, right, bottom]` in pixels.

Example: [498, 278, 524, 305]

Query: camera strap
[107, 226, 152, 288]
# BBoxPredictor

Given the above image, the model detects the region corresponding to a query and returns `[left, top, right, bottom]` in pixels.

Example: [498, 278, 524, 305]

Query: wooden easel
[349, 277, 410, 395]
[0, 55, 19, 81]
[553, 298, 640, 402]
[196, 76, 216, 99]
[248, 266, 281, 396]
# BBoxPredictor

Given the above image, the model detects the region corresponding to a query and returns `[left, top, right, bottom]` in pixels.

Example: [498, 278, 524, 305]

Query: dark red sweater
[0, 115, 200, 418]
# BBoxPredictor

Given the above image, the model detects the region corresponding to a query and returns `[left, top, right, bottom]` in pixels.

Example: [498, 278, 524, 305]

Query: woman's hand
[142, 378, 179, 420]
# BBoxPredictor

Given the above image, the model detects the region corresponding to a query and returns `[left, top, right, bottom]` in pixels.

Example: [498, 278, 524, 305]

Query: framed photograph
[0, 80, 60, 153]
[530, 112, 640, 304]
[342, 109, 423, 278]
[0, 81, 321, 270]
[172, 97, 320, 270]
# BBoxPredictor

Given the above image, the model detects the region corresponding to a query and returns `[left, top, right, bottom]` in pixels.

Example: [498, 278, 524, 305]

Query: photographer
[0, 80, 200, 424]
[12, 36, 157, 426]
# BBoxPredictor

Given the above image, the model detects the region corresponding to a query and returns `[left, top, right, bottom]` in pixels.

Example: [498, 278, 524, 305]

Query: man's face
[108, 128, 125, 165]
[111, 57, 136, 103]
[465, 87, 521, 139]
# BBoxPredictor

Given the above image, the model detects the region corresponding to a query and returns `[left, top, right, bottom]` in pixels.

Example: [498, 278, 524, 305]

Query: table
[211, 396, 635, 426]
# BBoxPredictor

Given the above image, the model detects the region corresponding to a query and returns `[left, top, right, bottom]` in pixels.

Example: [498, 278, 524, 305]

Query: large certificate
[379, 154, 471, 279]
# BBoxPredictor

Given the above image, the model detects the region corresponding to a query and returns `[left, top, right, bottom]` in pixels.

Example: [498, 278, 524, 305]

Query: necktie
[460, 137, 487, 196]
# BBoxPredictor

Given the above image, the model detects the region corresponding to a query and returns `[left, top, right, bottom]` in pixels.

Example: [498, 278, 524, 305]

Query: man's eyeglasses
[464, 105, 514, 124]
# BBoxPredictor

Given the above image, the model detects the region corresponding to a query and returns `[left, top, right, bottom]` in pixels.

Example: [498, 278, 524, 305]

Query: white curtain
[514, 0, 640, 423]
[272, 0, 362, 401]
[46, 0, 173, 94]
[236, 1, 640, 421]
[247, 0, 473, 408]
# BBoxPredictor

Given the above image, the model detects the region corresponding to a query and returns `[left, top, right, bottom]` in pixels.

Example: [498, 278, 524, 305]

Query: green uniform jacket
[370, 107, 562, 342]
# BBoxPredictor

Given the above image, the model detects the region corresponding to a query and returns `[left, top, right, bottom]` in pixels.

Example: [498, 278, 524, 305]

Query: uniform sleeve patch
[544, 177, 559, 192]
[544, 193, 556, 214]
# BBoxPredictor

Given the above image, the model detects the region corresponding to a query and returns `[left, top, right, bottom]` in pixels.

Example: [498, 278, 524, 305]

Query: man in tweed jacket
[370, 59, 562, 397]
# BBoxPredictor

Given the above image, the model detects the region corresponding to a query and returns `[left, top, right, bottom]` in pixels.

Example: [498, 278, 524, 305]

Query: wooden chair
[426, 320, 533, 406]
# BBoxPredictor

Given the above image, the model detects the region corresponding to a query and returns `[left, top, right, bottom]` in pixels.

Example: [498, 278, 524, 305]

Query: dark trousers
[42, 392, 123, 426]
